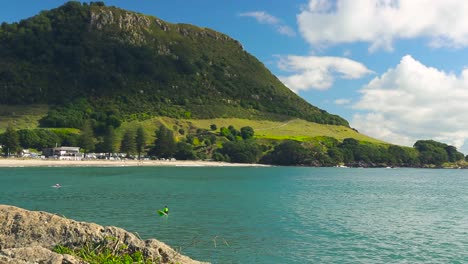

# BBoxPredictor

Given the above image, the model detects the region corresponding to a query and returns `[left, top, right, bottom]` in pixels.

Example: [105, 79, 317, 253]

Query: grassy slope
[0, 105, 49, 133]
[188, 118, 385, 143]
[118, 117, 386, 145]
[0, 105, 384, 146]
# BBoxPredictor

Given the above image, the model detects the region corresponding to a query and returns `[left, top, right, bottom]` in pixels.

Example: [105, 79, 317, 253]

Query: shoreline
[0, 158, 269, 168]
[1, 158, 462, 169]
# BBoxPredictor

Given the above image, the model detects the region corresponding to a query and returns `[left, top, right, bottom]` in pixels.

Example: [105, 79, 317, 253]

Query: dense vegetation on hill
[1, 123, 466, 168]
[0, 1, 348, 126]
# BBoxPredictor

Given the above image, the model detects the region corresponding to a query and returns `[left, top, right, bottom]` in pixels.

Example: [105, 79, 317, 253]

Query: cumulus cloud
[240, 11, 296, 37]
[298, 0, 468, 51]
[352, 55, 468, 152]
[277, 55, 373, 92]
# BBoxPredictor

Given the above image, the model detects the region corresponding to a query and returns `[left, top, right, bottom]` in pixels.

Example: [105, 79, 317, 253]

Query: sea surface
[1, 166, 468, 263]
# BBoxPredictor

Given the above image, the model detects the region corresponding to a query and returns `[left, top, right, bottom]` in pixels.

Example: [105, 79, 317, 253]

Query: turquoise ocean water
[1, 166, 468, 263]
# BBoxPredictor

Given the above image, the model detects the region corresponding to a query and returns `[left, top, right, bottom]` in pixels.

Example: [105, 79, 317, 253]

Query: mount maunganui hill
[0, 1, 348, 126]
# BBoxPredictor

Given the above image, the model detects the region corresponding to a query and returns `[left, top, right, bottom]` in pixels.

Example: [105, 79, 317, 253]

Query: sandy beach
[0, 158, 268, 167]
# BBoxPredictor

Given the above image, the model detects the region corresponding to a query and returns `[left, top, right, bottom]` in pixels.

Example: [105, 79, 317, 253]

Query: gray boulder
[0, 204, 208, 264]
[0, 246, 84, 264]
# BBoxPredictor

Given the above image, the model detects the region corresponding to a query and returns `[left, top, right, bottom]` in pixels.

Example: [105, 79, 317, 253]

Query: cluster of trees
[0, 122, 260, 162]
[1, 121, 466, 167]
[0, 123, 147, 158]
[39, 99, 121, 132]
[260, 138, 465, 167]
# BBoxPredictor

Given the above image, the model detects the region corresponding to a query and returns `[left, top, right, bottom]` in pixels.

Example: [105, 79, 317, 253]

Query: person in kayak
[163, 205, 169, 215]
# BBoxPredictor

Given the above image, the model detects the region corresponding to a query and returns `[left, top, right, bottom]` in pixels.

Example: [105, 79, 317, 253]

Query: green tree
[445, 145, 464, 162]
[419, 147, 448, 166]
[414, 140, 450, 166]
[120, 130, 136, 156]
[1, 125, 20, 156]
[219, 127, 230, 137]
[18, 129, 40, 149]
[135, 126, 147, 159]
[327, 146, 343, 164]
[150, 125, 176, 158]
[339, 138, 359, 163]
[240, 126, 254, 140]
[101, 126, 116, 154]
[79, 120, 95, 153]
[209, 134, 217, 145]
[260, 140, 310, 166]
[210, 124, 217, 131]
[174, 142, 197, 160]
[186, 134, 195, 145]
[388, 145, 419, 166]
[217, 140, 262, 163]
[35, 129, 61, 149]
[228, 125, 239, 136]
[18, 129, 62, 150]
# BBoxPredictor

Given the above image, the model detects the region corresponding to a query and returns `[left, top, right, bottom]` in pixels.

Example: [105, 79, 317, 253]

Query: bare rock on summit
[0, 204, 208, 264]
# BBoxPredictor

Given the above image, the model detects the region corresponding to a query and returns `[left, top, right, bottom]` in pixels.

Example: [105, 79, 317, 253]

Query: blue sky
[3, 0, 468, 152]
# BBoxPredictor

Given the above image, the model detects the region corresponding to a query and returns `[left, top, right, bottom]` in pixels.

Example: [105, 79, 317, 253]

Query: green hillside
[4, 2, 437, 168]
[188, 118, 383, 143]
[0, 105, 383, 145]
[0, 105, 48, 132]
[0, 1, 348, 126]
[3, 105, 466, 169]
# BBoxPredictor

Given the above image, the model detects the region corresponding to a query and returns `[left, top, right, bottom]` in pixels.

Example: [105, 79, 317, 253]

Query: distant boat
[52, 183, 61, 188]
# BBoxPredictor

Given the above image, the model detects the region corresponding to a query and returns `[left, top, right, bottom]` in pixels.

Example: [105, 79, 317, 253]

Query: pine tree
[120, 129, 136, 157]
[101, 126, 116, 154]
[135, 126, 147, 160]
[1, 125, 20, 157]
[79, 120, 95, 153]
[150, 125, 175, 158]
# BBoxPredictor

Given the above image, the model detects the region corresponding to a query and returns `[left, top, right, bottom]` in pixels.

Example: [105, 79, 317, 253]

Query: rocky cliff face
[0, 204, 207, 264]
[89, 6, 241, 47]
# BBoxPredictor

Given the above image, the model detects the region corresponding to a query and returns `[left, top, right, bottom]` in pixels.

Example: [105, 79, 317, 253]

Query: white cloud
[240, 11, 296, 36]
[277, 25, 296, 37]
[335, 98, 352, 105]
[239, 11, 279, 24]
[277, 55, 373, 92]
[352, 55, 468, 152]
[298, 0, 468, 51]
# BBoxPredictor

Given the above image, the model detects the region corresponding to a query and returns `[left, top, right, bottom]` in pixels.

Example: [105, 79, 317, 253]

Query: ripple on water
[2, 167, 468, 263]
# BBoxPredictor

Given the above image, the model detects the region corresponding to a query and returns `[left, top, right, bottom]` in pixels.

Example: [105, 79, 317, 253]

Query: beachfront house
[43, 147, 84, 160]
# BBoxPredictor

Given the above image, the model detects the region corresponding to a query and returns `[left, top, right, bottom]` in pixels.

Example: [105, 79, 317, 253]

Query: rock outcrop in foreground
[0, 205, 207, 264]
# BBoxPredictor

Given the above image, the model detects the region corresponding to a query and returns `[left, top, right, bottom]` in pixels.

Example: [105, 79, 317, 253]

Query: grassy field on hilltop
[118, 117, 385, 144]
[187, 118, 385, 144]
